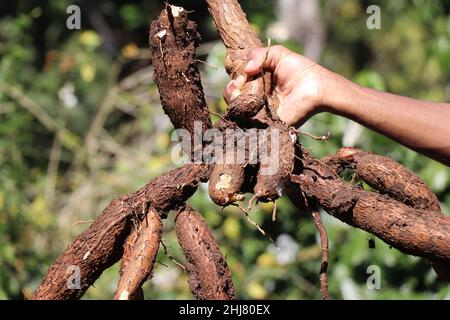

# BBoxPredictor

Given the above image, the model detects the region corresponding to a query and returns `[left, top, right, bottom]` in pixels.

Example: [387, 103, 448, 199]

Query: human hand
[224, 45, 326, 127]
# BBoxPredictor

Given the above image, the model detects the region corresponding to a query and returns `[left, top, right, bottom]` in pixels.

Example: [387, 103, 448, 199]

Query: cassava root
[34, 1, 450, 301]
[114, 209, 162, 300]
[175, 205, 235, 300]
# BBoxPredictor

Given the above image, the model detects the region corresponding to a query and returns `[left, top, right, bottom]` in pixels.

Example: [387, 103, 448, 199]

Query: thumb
[243, 45, 284, 76]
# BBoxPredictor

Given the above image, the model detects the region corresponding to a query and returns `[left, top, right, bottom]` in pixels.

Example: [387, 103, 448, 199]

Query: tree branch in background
[0, 80, 82, 155]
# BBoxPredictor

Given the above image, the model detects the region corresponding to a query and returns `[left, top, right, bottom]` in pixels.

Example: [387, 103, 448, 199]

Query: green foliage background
[0, 0, 449, 299]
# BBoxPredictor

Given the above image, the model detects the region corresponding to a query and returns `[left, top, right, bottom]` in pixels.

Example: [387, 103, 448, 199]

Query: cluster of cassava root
[33, 1, 449, 300]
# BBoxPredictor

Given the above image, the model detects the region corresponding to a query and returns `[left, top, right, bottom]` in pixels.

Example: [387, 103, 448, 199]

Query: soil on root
[254, 120, 296, 202]
[175, 205, 235, 300]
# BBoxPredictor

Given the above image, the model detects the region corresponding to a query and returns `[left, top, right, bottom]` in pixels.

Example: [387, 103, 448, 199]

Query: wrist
[318, 68, 360, 116]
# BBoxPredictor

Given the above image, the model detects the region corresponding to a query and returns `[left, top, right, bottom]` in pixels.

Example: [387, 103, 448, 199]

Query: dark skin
[224, 45, 450, 166]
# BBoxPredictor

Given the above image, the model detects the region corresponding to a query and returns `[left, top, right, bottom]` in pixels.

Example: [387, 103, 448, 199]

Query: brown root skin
[207, 0, 279, 205]
[149, 5, 211, 160]
[286, 143, 309, 211]
[292, 169, 450, 262]
[138, 163, 211, 213]
[175, 205, 235, 300]
[33, 164, 209, 300]
[34, 6, 213, 299]
[206, 0, 273, 108]
[254, 121, 296, 202]
[225, 94, 266, 128]
[114, 209, 162, 300]
[322, 147, 441, 211]
[33, 197, 133, 300]
[321, 147, 450, 281]
[36, 0, 450, 302]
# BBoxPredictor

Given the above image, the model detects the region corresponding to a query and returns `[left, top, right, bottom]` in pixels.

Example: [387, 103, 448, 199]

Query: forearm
[321, 71, 450, 166]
